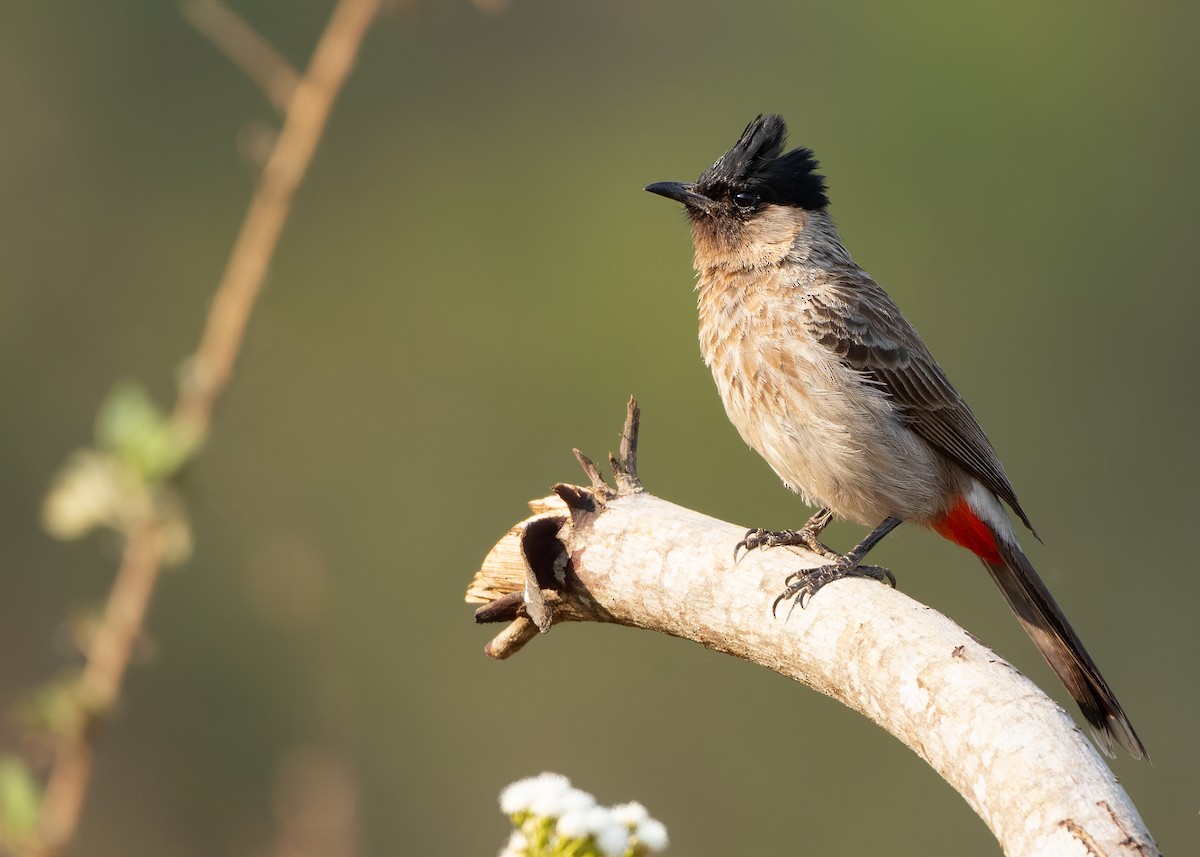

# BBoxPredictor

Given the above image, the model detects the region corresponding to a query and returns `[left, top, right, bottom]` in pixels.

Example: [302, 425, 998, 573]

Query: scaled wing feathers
[803, 274, 1035, 533]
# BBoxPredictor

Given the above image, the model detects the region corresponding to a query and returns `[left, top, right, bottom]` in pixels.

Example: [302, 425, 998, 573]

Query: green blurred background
[2, 0, 1196, 854]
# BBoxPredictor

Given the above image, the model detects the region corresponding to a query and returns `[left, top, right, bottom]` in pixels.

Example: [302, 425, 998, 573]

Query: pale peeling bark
[466, 401, 1158, 857]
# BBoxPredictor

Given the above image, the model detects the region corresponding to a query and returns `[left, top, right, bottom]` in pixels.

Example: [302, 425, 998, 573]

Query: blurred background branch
[181, 0, 301, 115]
[172, 0, 382, 443]
[17, 1, 382, 854]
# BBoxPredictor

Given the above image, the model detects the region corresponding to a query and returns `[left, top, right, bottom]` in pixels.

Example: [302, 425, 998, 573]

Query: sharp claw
[772, 560, 896, 619]
[733, 529, 765, 566]
[786, 592, 802, 621]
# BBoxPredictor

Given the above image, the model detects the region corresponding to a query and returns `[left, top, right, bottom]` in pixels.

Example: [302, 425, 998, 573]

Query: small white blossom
[635, 817, 669, 852]
[556, 805, 611, 839]
[610, 801, 649, 828]
[528, 773, 574, 816]
[497, 773, 668, 856]
[499, 777, 537, 815]
[555, 808, 592, 839]
[594, 817, 632, 857]
[498, 828, 527, 857]
[500, 772, 571, 815]
[559, 787, 597, 814]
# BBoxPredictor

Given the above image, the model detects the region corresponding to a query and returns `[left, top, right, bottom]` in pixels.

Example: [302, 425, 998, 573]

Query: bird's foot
[772, 560, 896, 617]
[734, 525, 840, 565]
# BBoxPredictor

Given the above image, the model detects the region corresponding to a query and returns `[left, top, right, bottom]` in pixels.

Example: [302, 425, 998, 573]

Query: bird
[644, 114, 1146, 759]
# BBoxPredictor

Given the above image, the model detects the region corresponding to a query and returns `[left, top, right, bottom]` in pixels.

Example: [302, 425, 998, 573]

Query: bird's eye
[732, 191, 759, 209]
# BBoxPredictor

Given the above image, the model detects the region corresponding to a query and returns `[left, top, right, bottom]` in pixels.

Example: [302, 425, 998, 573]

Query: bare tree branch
[466, 401, 1159, 857]
[182, 0, 302, 113]
[29, 3, 382, 854]
[174, 0, 382, 441]
[33, 517, 165, 853]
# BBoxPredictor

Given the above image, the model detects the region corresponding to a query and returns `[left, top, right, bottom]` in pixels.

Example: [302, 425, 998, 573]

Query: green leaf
[95, 382, 196, 481]
[14, 672, 87, 737]
[0, 757, 41, 841]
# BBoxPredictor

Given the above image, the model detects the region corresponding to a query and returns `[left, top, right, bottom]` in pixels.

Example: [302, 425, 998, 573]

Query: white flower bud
[497, 829, 527, 857]
[611, 800, 649, 828]
[636, 817, 669, 851]
[527, 773, 573, 817]
[499, 777, 538, 814]
[594, 817, 632, 856]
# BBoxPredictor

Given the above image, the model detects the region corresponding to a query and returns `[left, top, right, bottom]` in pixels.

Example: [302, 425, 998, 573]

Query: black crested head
[696, 114, 829, 211]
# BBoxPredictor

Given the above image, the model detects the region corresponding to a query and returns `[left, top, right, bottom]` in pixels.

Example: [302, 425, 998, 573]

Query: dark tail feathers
[983, 540, 1146, 759]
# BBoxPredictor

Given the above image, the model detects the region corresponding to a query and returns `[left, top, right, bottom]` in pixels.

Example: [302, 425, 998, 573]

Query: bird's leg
[773, 517, 901, 617]
[735, 507, 838, 563]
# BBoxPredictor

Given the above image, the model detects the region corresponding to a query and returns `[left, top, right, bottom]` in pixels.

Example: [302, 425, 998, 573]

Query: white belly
[700, 287, 950, 525]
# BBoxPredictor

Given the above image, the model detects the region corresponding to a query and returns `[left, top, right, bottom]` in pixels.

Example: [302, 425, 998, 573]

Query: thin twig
[608, 396, 642, 495]
[35, 518, 164, 853]
[571, 448, 609, 495]
[30, 2, 382, 853]
[182, 0, 302, 113]
[174, 0, 382, 440]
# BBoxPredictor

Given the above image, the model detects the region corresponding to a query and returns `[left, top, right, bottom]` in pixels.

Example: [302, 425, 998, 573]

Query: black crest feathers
[698, 114, 829, 211]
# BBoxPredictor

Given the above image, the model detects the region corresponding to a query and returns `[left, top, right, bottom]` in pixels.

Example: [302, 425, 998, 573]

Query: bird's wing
[802, 274, 1035, 533]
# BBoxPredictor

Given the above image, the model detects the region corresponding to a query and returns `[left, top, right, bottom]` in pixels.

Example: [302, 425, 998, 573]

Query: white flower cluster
[498, 772, 669, 857]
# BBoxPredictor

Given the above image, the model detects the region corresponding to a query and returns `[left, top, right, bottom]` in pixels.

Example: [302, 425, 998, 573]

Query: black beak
[644, 181, 713, 211]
